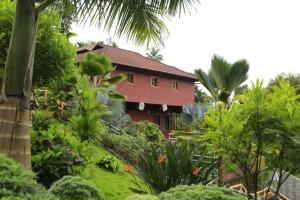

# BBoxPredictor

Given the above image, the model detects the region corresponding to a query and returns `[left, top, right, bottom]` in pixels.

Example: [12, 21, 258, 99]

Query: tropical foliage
[202, 80, 300, 199]
[97, 155, 121, 173]
[31, 120, 84, 188]
[146, 47, 163, 62]
[0, 153, 56, 200]
[139, 141, 218, 194]
[125, 121, 163, 143]
[195, 55, 249, 106]
[0, 0, 76, 86]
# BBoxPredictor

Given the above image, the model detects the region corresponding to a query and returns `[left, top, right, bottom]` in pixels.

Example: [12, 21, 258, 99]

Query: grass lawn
[80, 144, 148, 200]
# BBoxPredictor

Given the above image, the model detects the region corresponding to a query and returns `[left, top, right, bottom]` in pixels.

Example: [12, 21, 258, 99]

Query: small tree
[202, 80, 300, 199]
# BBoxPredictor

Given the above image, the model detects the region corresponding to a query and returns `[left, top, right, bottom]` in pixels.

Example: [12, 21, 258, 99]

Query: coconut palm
[0, 0, 199, 169]
[146, 47, 163, 62]
[195, 55, 249, 107]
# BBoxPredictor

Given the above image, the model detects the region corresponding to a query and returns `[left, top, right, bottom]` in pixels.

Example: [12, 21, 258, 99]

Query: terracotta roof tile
[77, 45, 197, 81]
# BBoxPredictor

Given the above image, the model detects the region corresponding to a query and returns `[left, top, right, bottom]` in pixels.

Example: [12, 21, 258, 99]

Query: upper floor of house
[77, 44, 197, 106]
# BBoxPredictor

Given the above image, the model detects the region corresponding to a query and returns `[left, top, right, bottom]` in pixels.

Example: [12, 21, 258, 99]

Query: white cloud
[71, 0, 300, 86]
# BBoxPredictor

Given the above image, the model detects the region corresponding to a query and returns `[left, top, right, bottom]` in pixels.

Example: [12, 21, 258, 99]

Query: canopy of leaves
[0, 0, 76, 86]
[267, 73, 300, 94]
[202, 80, 300, 197]
[49, 0, 199, 46]
[195, 55, 249, 105]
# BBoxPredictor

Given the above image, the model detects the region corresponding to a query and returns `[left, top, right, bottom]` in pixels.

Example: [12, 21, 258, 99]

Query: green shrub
[101, 133, 148, 166]
[31, 122, 84, 188]
[0, 153, 56, 200]
[125, 121, 163, 143]
[125, 194, 158, 200]
[32, 109, 54, 131]
[158, 185, 247, 200]
[139, 141, 218, 194]
[49, 176, 102, 200]
[97, 155, 120, 172]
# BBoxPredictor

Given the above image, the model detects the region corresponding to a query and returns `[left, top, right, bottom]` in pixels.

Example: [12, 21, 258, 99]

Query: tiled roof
[77, 45, 197, 81]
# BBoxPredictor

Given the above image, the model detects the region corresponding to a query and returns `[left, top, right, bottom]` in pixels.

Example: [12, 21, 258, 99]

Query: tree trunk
[0, 0, 39, 169]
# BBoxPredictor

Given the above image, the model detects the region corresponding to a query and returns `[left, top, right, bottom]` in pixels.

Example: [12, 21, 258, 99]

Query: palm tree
[0, 0, 199, 169]
[195, 55, 249, 107]
[195, 55, 249, 186]
[146, 47, 163, 62]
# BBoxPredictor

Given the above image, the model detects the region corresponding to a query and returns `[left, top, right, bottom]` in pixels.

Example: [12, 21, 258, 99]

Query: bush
[49, 176, 102, 200]
[158, 185, 247, 200]
[31, 122, 84, 188]
[125, 121, 163, 143]
[32, 109, 54, 131]
[101, 133, 148, 166]
[125, 194, 158, 200]
[97, 155, 120, 172]
[0, 153, 56, 200]
[139, 141, 218, 194]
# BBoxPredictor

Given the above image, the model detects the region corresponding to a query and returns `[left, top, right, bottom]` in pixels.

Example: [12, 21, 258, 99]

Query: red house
[77, 45, 197, 135]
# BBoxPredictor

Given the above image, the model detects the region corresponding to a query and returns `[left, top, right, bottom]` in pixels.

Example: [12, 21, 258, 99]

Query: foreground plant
[0, 153, 56, 199]
[139, 141, 217, 194]
[203, 80, 300, 199]
[0, 0, 199, 169]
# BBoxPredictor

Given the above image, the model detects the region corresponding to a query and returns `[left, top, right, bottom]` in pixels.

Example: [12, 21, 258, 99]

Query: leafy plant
[69, 75, 108, 142]
[97, 155, 120, 172]
[32, 109, 54, 131]
[49, 176, 102, 200]
[101, 133, 147, 166]
[0, 153, 56, 200]
[125, 194, 158, 200]
[158, 185, 247, 200]
[139, 141, 218, 194]
[202, 80, 300, 199]
[125, 121, 163, 143]
[195, 55, 249, 106]
[31, 122, 84, 188]
[0, 0, 77, 86]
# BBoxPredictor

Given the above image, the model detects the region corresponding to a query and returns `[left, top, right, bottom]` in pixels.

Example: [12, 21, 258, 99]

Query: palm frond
[210, 55, 231, 90]
[55, 0, 199, 46]
[227, 59, 249, 92]
[195, 69, 216, 97]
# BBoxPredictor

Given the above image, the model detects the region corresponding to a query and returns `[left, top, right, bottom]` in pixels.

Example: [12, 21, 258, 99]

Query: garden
[0, 0, 300, 200]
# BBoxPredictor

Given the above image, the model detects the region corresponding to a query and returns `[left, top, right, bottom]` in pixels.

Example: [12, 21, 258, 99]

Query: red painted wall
[111, 66, 195, 106]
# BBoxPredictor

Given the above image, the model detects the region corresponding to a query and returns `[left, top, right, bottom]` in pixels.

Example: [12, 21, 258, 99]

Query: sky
[71, 0, 300, 86]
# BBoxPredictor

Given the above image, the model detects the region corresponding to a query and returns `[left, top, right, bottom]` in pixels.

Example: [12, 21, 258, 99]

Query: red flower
[124, 164, 134, 174]
[193, 166, 200, 177]
[159, 154, 167, 165]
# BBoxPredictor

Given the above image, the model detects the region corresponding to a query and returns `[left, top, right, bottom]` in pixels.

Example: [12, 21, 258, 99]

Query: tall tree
[0, 0, 199, 169]
[195, 55, 249, 107]
[146, 47, 163, 62]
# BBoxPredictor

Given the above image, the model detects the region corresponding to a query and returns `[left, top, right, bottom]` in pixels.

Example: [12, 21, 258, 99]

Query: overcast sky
[71, 0, 300, 86]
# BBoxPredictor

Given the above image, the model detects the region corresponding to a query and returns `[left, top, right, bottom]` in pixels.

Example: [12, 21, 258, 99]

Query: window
[151, 77, 159, 87]
[127, 73, 135, 84]
[172, 80, 179, 90]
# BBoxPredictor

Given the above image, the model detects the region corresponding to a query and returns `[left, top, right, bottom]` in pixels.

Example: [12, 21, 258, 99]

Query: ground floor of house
[125, 102, 183, 138]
